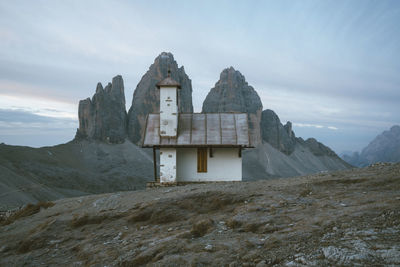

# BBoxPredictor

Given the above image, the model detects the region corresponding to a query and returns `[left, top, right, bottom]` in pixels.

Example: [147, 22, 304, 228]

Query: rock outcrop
[202, 67, 263, 145]
[76, 75, 127, 143]
[299, 137, 337, 157]
[342, 125, 400, 167]
[261, 109, 296, 155]
[127, 52, 193, 144]
[260, 109, 339, 157]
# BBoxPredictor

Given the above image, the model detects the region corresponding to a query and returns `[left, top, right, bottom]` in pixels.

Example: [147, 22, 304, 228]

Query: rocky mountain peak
[360, 125, 400, 165]
[260, 109, 296, 155]
[390, 125, 400, 133]
[202, 67, 262, 114]
[342, 125, 400, 167]
[127, 52, 193, 144]
[96, 82, 103, 93]
[219, 66, 246, 85]
[302, 138, 337, 157]
[284, 121, 294, 138]
[75, 75, 127, 143]
[202, 67, 263, 144]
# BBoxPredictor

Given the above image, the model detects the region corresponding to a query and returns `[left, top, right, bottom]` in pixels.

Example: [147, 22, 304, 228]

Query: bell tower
[156, 70, 180, 137]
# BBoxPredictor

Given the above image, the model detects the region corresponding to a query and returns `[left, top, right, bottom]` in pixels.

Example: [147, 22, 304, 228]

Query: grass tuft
[1, 201, 55, 226]
[190, 218, 214, 237]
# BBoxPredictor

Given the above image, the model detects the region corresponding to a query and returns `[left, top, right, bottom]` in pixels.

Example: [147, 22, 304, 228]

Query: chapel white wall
[160, 148, 176, 183]
[159, 87, 177, 137]
[176, 148, 242, 182]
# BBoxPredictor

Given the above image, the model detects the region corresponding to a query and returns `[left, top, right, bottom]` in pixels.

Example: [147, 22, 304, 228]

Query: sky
[0, 0, 399, 154]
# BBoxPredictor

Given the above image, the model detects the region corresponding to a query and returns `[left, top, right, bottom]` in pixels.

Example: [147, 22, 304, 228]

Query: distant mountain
[342, 125, 400, 167]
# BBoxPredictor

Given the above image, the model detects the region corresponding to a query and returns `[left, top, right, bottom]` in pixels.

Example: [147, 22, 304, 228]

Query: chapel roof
[142, 113, 253, 148]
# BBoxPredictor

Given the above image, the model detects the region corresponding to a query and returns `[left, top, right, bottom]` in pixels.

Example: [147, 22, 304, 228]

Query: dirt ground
[1, 163, 399, 266]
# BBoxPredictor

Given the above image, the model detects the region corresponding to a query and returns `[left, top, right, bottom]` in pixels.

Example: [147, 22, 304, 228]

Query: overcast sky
[0, 0, 399, 153]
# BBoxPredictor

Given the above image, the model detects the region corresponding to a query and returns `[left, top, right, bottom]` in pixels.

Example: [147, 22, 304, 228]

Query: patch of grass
[128, 191, 242, 225]
[370, 175, 400, 188]
[263, 235, 282, 250]
[28, 219, 54, 234]
[127, 209, 152, 223]
[178, 192, 245, 213]
[315, 178, 368, 187]
[128, 205, 187, 225]
[191, 218, 214, 237]
[17, 236, 47, 254]
[243, 222, 262, 233]
[69, 214, 108, 228]
[1, 201, 55, 226]
[227, 218, 242, 229]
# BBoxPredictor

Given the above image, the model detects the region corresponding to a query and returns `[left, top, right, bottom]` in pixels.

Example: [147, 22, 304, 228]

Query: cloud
[0, 1, 399, 152]
[0, 94, 77, 119]
[0, 108, 78, 147]
[0, 108, 77, 128]
[293, 123, 338, 130]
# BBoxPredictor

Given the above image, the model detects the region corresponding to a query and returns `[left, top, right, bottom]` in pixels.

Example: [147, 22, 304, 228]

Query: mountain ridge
[342, 125, 400, 167]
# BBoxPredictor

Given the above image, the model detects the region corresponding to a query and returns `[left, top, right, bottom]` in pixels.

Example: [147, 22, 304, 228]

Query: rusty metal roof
[142, 113, 252, 148]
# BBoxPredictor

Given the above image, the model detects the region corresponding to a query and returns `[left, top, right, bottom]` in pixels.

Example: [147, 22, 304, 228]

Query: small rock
[168, 227, 173, 232]
[256, 260, 267, 267]
[114, 232, 122, 240]
[333, 226, 338, 231]
[204, 244, 213, 251]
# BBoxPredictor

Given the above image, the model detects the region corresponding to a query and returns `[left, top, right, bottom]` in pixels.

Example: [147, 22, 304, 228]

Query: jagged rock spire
[202, 67, 263, 145]
[76, 75, 127, 143]
[127, 52, 193, 144]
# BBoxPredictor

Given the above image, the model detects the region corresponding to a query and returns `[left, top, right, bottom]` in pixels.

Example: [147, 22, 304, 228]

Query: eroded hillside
[1, 163, 399, 266]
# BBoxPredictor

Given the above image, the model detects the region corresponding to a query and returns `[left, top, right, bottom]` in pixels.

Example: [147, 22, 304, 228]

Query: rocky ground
[1, 163, 399, 266]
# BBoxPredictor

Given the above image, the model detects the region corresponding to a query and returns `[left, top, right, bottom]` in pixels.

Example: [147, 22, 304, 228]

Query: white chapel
[142, 71, 253, 183]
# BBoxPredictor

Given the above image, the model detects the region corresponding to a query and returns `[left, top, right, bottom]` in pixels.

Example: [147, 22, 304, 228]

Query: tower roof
[156, 70, 181, 89]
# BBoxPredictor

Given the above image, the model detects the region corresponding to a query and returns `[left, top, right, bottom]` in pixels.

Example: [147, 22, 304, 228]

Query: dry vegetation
[0, 201, 54, 226]
[0, 163, 399, 266]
